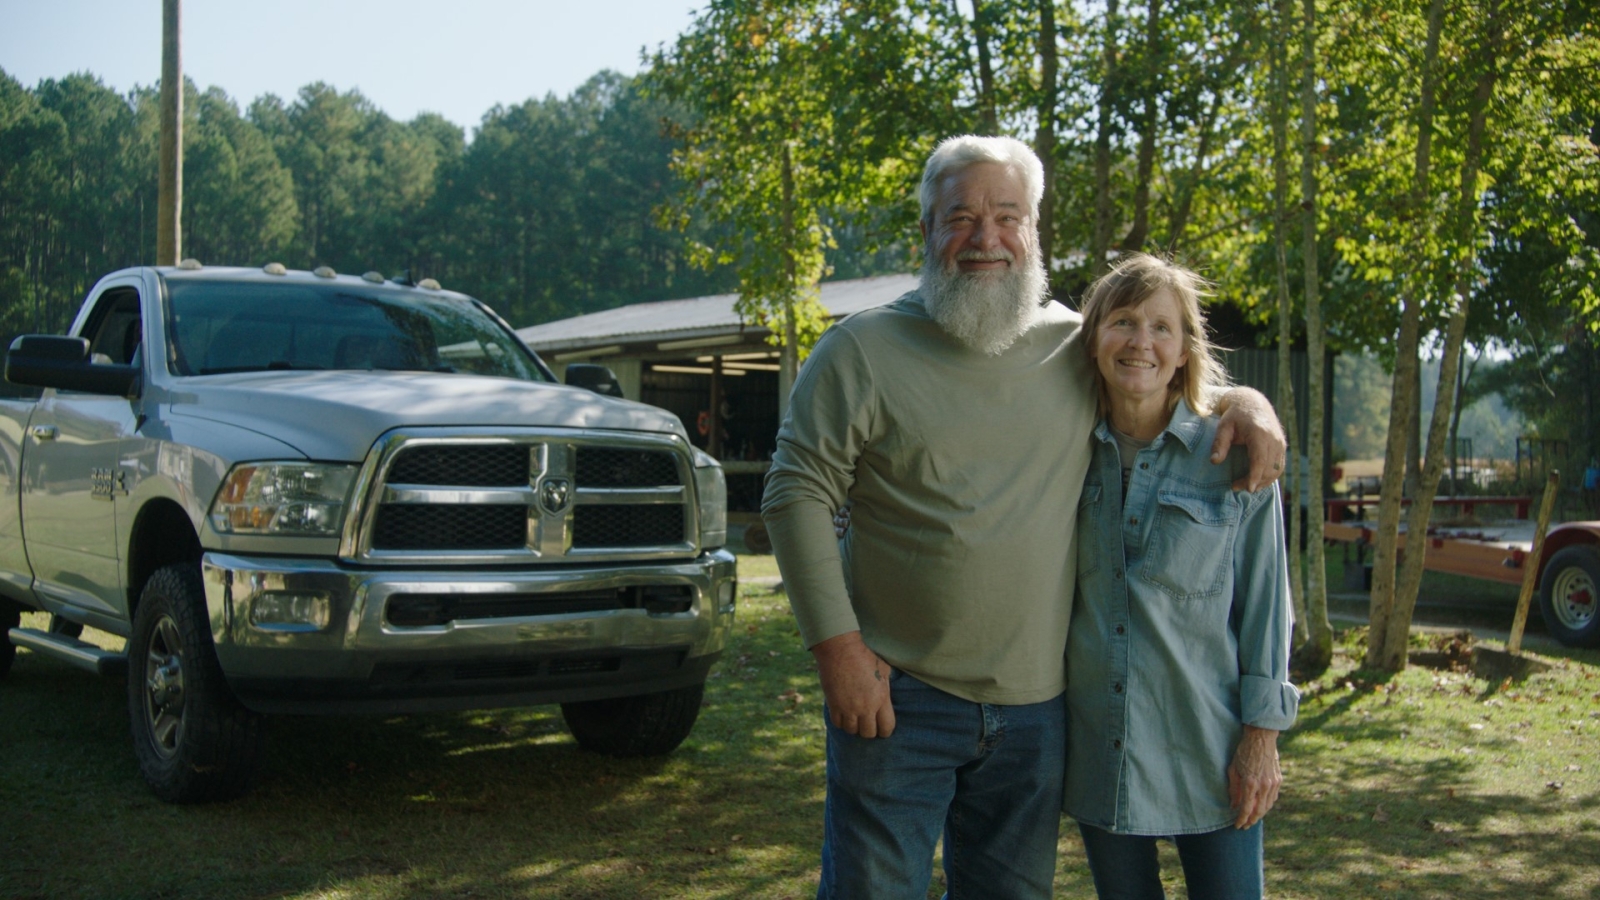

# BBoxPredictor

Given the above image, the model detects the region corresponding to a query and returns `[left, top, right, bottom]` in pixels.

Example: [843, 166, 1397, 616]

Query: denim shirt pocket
[1143, 487, 1239, 601]
[1076, 481, 1104, 580]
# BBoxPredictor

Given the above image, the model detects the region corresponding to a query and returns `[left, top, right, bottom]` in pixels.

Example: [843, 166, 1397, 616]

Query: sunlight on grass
[2, 551, 1595, 898]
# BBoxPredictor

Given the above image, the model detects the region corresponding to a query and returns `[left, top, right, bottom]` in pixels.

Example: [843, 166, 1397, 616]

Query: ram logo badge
[539, 477, 572, 515]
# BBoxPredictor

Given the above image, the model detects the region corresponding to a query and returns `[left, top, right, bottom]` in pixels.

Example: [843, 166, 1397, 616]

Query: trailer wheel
[742, 522, 772, 555]
[0, 597, 20, 678]
[1539, 545, 1600, 648]
[128, 563, 265, 802]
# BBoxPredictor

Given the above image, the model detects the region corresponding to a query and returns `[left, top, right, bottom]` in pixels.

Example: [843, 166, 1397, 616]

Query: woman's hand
[1227, 725, 1282, 829]
[833, 504, 852, 538]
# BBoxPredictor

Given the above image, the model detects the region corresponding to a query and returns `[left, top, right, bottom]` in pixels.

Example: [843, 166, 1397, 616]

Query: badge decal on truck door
[90, 467, 128, 500]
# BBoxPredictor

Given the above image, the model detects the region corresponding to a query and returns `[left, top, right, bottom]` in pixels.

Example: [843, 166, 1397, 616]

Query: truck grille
[385, 585, 694, 627]
[387, 444, 528, 486]
[348, 431, 695, 564]
[373, 504, 528, 550]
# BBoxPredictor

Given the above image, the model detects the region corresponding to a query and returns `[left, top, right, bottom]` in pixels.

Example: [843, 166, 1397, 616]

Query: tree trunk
[1366, 0, 1445, 672]
[1121, 0, 1163, 253]
[1446, 347, 1477, 493]
[1269, 0, 1304, 643]
[1383, 0, 1503, 664]
[1164, 87, 1222, 252]
[1091, 0, 1121, 276]
[1295, 0, 1333, 676]
[778, 143, 799, 418]
[157, 0, 182, 266]
[970, 0, 1000, 134]
[1406, 361, 1423, 497]
[1448, 347, 1463, 491]
[1036, 0, 1058, 277]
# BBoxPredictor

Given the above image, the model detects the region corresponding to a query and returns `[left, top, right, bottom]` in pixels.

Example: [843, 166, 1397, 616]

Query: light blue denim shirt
[1064, 399, 1300, 836]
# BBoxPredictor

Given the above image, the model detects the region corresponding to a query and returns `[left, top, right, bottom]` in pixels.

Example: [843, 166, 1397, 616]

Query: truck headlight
[691, 447, 727, 550]
[210, 463, 357, 536]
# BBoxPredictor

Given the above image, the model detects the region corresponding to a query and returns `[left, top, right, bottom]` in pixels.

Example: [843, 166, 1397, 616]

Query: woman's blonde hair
[1078, 252, 1229, 416]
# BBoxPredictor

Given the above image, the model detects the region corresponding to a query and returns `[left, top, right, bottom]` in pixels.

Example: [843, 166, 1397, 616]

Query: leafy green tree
[647, 0, 953, 408]
[250, 83, 380, 269]
[28, 73, 147, 330]
[1354, 0, 1598, 670]
[0, 68, 70, 337]
[180, 84, 298, 266]
[1294, 0, 1334, 674]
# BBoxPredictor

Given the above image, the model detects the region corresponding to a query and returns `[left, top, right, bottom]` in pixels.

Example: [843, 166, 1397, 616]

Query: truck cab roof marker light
[362, 271, 385, 284]
[262, 262, 288, 276]
[177, 259, 203, 270]
[313, 266, 337, 279]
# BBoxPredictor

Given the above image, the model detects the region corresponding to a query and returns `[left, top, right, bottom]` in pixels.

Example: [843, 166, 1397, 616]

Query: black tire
[1539, 545, 1600, 649]
[0, 596, 21, 679]
[127, 563, 265, 803]
[561, 682, 705, 758]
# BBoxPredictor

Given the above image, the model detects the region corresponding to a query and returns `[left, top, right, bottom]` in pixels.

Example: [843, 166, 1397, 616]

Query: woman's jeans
[1078, 820, 1264, 900]
[817, 670, 1066, 900]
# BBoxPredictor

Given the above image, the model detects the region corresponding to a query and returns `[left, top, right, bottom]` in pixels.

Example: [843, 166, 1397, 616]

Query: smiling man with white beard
[761, 134, 1287, 900]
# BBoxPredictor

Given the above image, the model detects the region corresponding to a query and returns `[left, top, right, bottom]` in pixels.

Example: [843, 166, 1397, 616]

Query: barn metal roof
[515, 273, 919, 353]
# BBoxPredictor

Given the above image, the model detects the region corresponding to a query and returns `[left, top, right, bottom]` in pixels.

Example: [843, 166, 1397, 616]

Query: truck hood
[165, 371, 689, 461]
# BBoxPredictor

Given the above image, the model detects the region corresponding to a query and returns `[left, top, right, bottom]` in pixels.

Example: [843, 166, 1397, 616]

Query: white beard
[920, 248, 1048, 356]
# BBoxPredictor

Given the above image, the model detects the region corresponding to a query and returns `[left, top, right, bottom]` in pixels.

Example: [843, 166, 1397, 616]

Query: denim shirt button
[1113, 682, 1124, 694]
[1128, 517, 1139, 526]
[1112, 739, 1123, 749]
[1139, 462, 1149, 469]
[1114, 624, 1126, 635]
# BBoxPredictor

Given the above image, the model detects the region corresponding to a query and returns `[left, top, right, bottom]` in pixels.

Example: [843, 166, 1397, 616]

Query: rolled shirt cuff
[1241, 674, 1301, 732]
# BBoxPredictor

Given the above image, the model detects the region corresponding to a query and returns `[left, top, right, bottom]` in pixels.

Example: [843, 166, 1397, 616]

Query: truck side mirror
[565, 363, 624, 398]
[6, 335, 141, 398]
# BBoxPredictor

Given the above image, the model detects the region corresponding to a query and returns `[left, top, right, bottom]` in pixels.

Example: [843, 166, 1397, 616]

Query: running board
[8, 627, 127, 676]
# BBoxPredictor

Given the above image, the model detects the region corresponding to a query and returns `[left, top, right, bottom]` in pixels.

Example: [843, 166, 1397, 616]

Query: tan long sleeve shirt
[761, 290, 1097, 704]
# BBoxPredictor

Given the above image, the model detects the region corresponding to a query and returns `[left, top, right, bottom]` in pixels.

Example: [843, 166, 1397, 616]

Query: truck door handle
[30, 425, 58, 441]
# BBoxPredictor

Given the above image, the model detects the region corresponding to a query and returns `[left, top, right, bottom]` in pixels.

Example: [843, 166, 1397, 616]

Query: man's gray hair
[918, 135, 1045, 227]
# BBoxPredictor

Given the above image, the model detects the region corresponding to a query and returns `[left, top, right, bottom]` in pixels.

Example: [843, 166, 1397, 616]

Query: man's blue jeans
[817, 669, 1066, 899]
[1077, 821, 1264, 900]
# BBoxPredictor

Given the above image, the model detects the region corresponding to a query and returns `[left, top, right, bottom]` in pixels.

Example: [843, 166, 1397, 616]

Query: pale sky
[0, 0, 703, 133]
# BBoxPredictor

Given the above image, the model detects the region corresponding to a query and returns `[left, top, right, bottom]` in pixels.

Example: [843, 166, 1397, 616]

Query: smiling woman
[1092, 288, 1190, 438]
[1068, 252, 1298, 900]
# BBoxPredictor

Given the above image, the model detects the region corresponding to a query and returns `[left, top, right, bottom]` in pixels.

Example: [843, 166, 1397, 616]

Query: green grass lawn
[2, 552, 1597, 899]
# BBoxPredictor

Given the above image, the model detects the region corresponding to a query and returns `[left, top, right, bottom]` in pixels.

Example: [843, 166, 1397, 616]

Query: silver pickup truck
[0, 263, 737, 802]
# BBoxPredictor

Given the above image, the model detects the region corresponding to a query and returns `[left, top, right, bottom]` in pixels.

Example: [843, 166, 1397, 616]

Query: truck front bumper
[201, 549, 737, 715]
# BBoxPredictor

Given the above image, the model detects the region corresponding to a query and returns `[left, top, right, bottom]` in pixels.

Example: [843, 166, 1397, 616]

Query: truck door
[0, 372, 40, 600]
[19, 280, 144, 619]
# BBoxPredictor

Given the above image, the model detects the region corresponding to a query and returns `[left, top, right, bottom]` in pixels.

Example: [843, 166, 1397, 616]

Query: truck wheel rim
[1551, 566, 1597, 631]
[142, 615, 186, 759]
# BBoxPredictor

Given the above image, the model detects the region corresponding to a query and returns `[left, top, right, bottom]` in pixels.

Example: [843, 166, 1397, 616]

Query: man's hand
[810, 631, 895, 738]
[1227, 725, 1282, 829]
[1210, 386, 1287, 491]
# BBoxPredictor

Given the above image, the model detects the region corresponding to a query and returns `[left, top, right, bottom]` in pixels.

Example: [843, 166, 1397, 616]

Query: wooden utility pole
[157, 0, 182, 265]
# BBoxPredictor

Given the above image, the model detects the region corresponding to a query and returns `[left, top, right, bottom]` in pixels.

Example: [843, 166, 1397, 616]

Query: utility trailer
[1324, 496, 1600, 648]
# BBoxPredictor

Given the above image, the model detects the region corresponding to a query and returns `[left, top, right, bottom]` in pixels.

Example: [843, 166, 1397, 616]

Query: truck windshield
[164, 281, 553, 382]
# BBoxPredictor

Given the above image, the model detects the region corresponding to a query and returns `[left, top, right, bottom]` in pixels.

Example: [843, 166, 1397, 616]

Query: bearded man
[761, 135, 1286, 899]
